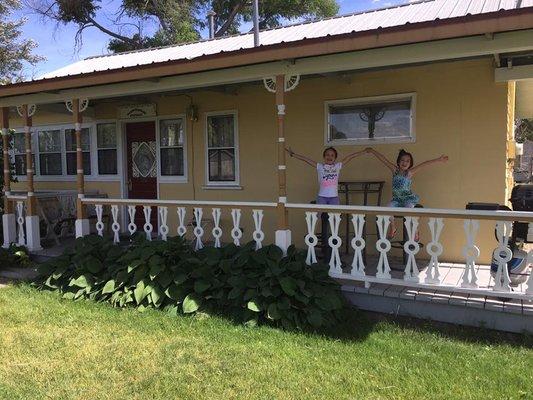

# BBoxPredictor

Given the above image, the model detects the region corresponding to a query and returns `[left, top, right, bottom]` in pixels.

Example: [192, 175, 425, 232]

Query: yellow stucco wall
[9, 58, 514, 262]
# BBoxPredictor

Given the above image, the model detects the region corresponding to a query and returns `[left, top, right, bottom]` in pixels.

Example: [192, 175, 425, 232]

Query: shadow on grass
[320, 307, 533, 349]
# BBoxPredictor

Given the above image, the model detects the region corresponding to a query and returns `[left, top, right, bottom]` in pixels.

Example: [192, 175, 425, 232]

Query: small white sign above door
[118, 103, 157, 119]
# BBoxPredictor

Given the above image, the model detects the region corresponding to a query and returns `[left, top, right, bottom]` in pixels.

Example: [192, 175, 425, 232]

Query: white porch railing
[81, 198, 277, 251]
[286, 203, 533, 300]
[5, 195, 533, 300]
[3, 194, 28, 248]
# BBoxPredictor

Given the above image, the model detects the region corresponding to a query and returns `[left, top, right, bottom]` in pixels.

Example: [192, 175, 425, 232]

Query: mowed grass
[0, 285, 531, 400]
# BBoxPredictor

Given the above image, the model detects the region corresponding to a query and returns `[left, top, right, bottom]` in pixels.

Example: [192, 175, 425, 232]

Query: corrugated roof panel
[36, 0, 532, 81]
[449, 0, 473, 18]
[435, 0, 459, 18]
[467, 0, 486, 14]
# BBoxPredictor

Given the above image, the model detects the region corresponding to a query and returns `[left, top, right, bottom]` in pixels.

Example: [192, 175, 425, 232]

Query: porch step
[342, 284, 533, 334]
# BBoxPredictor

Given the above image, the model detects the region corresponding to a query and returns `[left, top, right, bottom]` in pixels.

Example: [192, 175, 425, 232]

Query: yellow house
[2, 0, 533, 307]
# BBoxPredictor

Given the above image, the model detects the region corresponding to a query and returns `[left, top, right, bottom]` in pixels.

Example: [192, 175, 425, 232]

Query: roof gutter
[1, 8, 533, 98]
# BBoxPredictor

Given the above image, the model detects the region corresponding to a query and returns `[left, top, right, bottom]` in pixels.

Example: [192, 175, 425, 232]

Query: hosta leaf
[134, 280, 146, 305]
[279, 277, 297, 296]
[174, 273, 188, 285]
[132, 265, 148, 285]
[307, 310, 324, 328]
[62, 292, 75, 300]
[182, 294, 202, 314]
[52, 264, 69, 280]
[156, 270, 173, 288]
[149, 263, 165, 280]
[166, 305, 178, 317]
[194, 280, 211, 293]
[70, 274, 92, 288]
[247, 300, 261, 312]
[102, 280, 115, 294]
[228, 287, 243, 300]
[127, 260, 143, 273]
[267, 303, 281, 320]
[164, 283, 183, 301]
[86, 258, 104, 274]
[151, 286, 164, 307]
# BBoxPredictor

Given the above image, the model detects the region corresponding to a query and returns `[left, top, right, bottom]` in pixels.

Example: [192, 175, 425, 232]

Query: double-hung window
[96, 123, 118, 175]
[65, 127, 91, 175]
[159, 119, 185, 178]
[38, 129, 62, 175]
[326, 93, 415, 145]
[206, 112, 238, 185]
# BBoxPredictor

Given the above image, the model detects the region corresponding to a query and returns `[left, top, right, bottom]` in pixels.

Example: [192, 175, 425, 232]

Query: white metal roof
[39, 0, 533, 81]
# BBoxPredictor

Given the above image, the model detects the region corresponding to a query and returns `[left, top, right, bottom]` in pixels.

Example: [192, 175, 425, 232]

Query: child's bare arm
[410, 155, 448, 175]
[366, 148, 396, 172]
[286, 147, 317, 168]
[341, 149, 366, 164]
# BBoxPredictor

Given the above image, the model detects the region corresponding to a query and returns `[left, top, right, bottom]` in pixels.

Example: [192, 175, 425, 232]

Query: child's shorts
[317, 196, 340, 205]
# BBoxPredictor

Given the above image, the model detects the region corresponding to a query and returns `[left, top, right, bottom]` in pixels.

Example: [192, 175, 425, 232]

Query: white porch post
[274, 75, 291, 254]
[21, 104, 42, 251]
[1, 107, 16, 248]
[68, 99, 90, 238]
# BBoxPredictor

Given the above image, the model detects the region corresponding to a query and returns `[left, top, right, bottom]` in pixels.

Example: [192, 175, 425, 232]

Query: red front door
[126, 121, 158, 231]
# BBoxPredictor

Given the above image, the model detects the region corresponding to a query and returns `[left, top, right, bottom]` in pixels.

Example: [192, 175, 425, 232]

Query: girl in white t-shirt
[286, 146, 365, 204]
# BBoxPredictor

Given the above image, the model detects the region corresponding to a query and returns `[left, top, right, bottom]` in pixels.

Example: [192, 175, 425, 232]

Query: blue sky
[14, 0, 408, 77]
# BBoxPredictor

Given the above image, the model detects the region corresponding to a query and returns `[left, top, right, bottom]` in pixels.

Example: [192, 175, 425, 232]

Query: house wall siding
[10, 58, 511, 262]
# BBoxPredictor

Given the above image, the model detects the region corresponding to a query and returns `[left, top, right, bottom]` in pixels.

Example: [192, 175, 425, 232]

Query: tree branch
[214, 0, 247, 37]
[86, 15, 137, 44]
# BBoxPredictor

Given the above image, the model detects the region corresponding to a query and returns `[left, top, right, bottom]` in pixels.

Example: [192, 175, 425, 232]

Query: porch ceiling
[3, 29, 533, 109]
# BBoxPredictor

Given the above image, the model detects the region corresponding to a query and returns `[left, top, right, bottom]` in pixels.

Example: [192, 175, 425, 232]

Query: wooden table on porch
[338, 180, 385, 254]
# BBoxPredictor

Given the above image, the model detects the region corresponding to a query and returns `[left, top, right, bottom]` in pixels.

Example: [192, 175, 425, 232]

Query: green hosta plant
[35, 234, 344, 330]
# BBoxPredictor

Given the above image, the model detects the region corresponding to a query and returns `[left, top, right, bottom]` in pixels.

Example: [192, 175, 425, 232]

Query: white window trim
[156, 114, 188, 183]
[324, 92, 417, 146]
[204, 110, 240, 187]
[10, 121, 122, 182]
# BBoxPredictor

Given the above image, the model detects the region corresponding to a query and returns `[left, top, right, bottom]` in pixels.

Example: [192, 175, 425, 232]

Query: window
[38, 129, 62, 175]
[159, 119, 185, 177]
[97, 123, 118, 175]
[326, 94, 415, 144]
[65, 128, 91, 175]
[206, 113, 238, 184]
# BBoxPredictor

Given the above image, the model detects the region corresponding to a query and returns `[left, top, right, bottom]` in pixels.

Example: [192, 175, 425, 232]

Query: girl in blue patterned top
[366, 148, 448, 239]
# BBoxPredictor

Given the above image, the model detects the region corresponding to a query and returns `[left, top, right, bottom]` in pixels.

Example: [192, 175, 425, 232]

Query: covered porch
[2, 11, 533, 330]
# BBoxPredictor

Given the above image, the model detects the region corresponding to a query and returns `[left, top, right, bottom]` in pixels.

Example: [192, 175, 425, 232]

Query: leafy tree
[25, 0, 339, 53]
[0, 0, 43, 84]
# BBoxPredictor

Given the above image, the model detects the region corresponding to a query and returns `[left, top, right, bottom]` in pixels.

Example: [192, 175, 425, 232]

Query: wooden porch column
[71, 99, 90, 237]
[22, 104, 42, 251]
[1, 107, 16, 248]
[274, 74, 291, 253]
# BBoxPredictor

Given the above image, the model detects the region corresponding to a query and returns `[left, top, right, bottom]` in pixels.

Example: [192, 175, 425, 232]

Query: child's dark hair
[323, 146, 338, 158]
[396, 149, 414, 168]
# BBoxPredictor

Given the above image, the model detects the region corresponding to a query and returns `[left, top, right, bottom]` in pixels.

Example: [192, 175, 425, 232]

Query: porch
[5, 193, 532, 332]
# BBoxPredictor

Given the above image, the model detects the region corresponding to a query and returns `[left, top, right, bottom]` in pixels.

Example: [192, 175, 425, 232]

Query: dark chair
[390, 204, 424, 268]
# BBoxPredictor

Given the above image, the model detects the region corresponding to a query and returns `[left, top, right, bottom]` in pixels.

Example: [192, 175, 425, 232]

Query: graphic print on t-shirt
[317, 162, 342, 197]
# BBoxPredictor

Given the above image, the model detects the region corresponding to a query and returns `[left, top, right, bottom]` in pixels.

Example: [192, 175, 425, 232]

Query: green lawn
[0, 285, 531, 400]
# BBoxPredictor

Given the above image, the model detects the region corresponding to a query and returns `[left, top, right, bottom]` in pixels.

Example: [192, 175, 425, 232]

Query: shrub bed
[35, 235, 344, 330]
